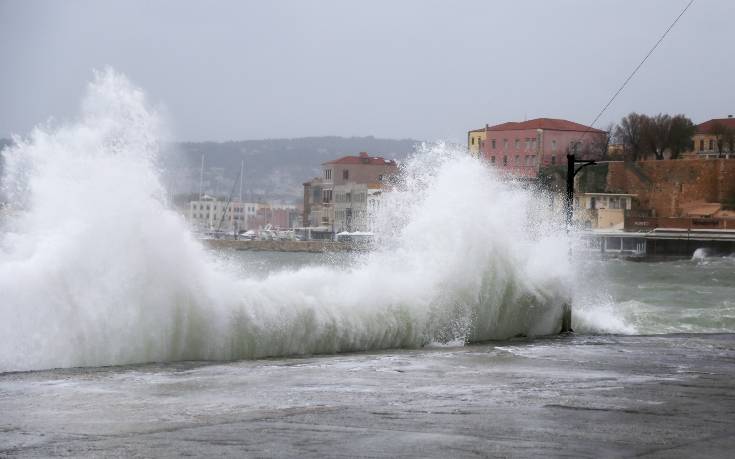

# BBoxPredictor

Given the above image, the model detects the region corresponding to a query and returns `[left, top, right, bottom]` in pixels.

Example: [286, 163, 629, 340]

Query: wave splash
[1, 69, 599, 372]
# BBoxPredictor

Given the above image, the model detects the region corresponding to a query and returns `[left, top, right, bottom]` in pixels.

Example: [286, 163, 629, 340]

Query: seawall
[607, 159, 735, 217]
[202, 239, 350, 253]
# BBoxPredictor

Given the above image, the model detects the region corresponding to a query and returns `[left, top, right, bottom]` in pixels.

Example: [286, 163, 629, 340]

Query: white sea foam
[0, 69, 621, 372]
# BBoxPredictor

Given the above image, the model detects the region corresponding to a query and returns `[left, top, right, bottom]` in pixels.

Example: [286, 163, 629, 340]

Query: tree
[668, 114, 695, 159]
[616, 113, 694, 160]
[710, 122, 735, 157]
[590, 123, 613, 160]
[642, 113, 672, 160]
[614, 113, 647, 160]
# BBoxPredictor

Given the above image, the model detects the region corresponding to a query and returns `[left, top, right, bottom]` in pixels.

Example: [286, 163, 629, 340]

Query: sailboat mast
[239, 159, 244, 203]
[199, 153, 205, 200]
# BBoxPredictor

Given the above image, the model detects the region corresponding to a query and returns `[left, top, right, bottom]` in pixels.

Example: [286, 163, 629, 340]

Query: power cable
[581, 0, 695, 139]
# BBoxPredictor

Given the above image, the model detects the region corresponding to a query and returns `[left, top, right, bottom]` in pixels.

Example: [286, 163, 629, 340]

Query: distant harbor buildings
[188, 197, 299, 233]
[303, 152, 398, 234]
[186, 150, 400, 240]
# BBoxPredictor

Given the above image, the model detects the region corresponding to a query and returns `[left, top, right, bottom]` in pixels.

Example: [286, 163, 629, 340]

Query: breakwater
[202, 239, 350, 252]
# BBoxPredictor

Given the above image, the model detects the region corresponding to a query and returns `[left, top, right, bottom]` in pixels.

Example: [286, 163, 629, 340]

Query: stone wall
[203, 239, 350, 253]
[606, 159, 735, 217]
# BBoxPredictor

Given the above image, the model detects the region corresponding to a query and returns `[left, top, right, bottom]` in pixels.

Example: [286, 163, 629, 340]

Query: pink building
[479, 118, 607, 177]
[323, 152, 398, 187]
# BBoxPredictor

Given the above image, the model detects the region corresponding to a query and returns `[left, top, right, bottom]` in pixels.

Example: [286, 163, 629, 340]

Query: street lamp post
[561, 152, 597, 333]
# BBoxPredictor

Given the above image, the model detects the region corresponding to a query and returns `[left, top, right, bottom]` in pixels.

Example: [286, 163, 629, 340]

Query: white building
[333, 183, 384, 232]
[574, 193, 636, 230]
[188, 196, 260, 232]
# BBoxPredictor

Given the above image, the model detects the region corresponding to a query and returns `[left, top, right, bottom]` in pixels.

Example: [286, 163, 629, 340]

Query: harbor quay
[581, 228, 735, 259]
[203, 239, 351, 253]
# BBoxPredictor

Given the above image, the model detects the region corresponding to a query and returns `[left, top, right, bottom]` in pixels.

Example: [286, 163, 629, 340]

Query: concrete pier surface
[1, 334, 734, 458]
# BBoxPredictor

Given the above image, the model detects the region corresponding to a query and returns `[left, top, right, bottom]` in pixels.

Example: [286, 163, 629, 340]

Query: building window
[709, 139, 714, 151]
[504, 139, 508, 150]
[551, 155, 556, 165]
[515, 139, 520, 149]
[503, 155, 508, 166]
[322, 190, 332, 203]
[471, 137, 475, 145]
[343, 169, 349, 180]
[552, 139, 557, 151]
[490, 156, 496, 164]
[324, 169, 332, 180]
[491, 139, 496, 149]
[699, 139, 704, 151]
[515, 155, 520, 164]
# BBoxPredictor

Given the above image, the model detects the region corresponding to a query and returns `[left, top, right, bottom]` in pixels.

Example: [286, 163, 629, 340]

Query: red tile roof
[484, 118, 606, 134]
[324, 152, 398, 166]
[695, 117, 735, 134]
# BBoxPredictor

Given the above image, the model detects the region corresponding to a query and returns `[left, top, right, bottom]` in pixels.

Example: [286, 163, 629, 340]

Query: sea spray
[1, 69, 608, 372]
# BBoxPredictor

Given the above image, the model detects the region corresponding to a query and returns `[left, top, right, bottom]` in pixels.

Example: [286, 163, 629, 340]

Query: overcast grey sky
[1, 0, 733, 142]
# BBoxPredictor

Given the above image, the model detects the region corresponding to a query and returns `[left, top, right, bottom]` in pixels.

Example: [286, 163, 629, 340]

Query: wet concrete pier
[1, 334, 734, 458]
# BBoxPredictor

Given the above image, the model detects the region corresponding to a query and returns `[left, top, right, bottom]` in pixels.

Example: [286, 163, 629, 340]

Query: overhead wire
[580, 0, 696, 140]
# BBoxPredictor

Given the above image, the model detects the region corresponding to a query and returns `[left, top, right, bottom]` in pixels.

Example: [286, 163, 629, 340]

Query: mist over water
[0, 70, 637, 372]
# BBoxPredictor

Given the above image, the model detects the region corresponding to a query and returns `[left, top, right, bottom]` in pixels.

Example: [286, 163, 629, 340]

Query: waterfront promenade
[2, 334, 734, 458]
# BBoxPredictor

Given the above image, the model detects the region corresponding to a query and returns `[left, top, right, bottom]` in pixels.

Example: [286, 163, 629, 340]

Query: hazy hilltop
[162, 136, 421, 203]
[0, 136, 420, 204]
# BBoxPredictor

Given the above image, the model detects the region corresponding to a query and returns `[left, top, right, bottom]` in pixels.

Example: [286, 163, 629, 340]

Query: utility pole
[562, 149, 597, 333]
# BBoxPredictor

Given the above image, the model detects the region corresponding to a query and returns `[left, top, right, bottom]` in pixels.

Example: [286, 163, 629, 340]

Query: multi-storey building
[302, 177, 325, 228]
[189, 197, 258, 233]
[333, 183, 384, 232]
[470, 118, 607, 177]
[691, 116, 735, 158]
[303, 152, 398, 233]
[467, 128, 486, 158]
[249, 204, 301, 230]
[190, 198, 301, 232]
